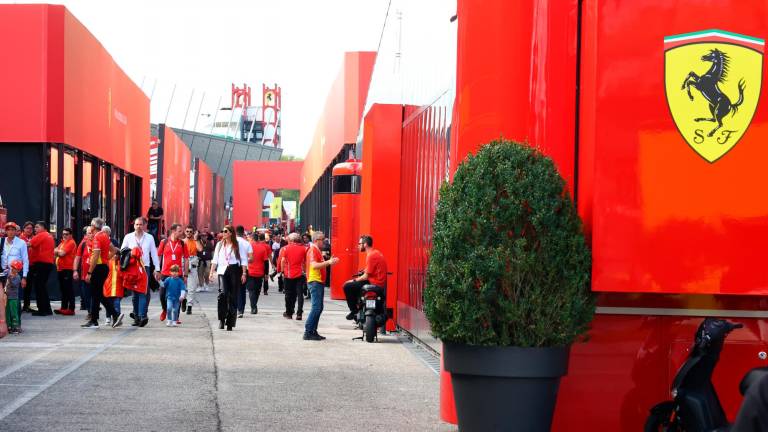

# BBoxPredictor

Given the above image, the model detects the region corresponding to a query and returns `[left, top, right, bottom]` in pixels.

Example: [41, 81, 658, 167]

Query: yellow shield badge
[665, 30, 764, 163]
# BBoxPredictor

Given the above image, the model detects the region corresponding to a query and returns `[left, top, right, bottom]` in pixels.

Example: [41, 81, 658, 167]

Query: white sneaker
[166, 320, 172, 327]
[171, 321, 178, 327]
[105, 318, 112, 326]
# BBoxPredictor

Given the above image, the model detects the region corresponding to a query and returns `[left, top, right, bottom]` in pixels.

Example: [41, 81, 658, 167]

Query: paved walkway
[0, 279, 456, 431]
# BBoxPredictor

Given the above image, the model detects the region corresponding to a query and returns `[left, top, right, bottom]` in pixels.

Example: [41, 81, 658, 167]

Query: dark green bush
[424, 140, 594, 347]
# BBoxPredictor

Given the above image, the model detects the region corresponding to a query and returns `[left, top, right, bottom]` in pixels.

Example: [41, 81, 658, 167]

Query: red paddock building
[231, 160, 302, 229]
[296, 0, 768, 429]
[299, 52, 376, 237]
[154, 124, 191, 231]
[0, 4, 149, 240]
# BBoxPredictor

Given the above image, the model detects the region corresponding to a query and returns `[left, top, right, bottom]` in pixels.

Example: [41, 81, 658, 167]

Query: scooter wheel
[364, 316, 376, 343]
[644, 401, 678, 432]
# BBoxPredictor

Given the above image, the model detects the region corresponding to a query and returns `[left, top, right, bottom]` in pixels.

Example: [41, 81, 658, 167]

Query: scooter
[351, 271, 393, 343]
[644, 318, 768, 431]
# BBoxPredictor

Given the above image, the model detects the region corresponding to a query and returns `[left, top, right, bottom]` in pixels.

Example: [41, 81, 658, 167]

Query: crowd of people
[0, 212, 388, 343]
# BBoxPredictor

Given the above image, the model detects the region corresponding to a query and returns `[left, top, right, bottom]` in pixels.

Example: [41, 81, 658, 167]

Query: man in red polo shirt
[280, 233, 307, 320]
[27, 221, 55, 316]
[82, 218, 122, 328]
[158, 223, 188, 322]
[54, 227, 77, 315]
[343, 234, 387, 320]
[244, 232, 270, 314]
[73, 226, 95, 312]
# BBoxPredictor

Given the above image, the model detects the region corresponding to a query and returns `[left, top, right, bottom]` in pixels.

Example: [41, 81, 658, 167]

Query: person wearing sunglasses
[209, 226, 247, 331]
[53, 227, 77, 315]
[343, 235, 388, 321]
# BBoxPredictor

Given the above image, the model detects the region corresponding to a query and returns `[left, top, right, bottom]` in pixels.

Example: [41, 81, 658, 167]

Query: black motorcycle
[351, 271, 392, 343]
[644, 318, 768, 431]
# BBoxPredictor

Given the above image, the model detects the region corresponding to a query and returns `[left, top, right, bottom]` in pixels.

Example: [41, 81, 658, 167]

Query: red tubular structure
[330, 160, 362, 300]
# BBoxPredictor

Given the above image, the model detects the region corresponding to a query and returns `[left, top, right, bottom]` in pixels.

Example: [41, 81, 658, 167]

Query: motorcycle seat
[739, 366, 768, 396]
[362, 284, 386, 297]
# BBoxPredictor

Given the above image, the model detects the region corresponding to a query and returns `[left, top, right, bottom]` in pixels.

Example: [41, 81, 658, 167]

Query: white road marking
[0, 332, 89, 380]
[0, 327, 136, 421]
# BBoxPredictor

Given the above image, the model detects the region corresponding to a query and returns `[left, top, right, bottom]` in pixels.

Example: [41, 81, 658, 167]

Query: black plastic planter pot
[443, 342, 570, 432]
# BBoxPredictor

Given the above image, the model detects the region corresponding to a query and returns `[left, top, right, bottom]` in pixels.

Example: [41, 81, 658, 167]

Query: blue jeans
[168, 297, 180, 322]
[304, 281, 325, 334]
[131, 267, 151, 319]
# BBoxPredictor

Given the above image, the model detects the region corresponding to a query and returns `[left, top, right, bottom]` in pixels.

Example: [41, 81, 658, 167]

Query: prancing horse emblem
[681, 49, 745, 137]
[664, 30, 764, 163]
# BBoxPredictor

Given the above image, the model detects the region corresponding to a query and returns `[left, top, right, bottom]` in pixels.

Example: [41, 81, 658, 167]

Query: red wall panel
[213, 175, 226, 230]
[0, 5, 55, 142]
[195, 158, 213, 230]
[232, 161, 302, 229]
[580, 0, 768, 295]
[0, 5, 150, 215]
[161, 126, 191, 228]
[452, 0, 579, 192]
[359, 104, 403, 329]
[63, 9, 150, 189]
[300, 52, 376, 201]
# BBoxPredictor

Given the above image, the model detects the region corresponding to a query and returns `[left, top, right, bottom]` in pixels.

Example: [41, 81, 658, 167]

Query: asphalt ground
[0, 278, 456, 432]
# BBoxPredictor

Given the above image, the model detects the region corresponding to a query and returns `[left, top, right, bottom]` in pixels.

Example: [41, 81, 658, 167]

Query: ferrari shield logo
[665, 30, 764, 162]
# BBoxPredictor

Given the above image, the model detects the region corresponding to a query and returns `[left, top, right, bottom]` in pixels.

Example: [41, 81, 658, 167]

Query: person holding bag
[208, 225, 246, 331]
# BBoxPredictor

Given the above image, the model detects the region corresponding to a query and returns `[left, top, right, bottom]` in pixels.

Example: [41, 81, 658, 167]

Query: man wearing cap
[0, 222, 28, 292]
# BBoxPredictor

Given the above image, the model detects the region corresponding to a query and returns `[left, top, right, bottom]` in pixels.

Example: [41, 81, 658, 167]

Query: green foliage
[424, 140, 594, 347]
[280, 155, 304, 161]
[280, 189, 300, 203]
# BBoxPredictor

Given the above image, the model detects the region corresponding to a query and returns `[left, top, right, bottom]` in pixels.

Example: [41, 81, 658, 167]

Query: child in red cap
[5, 260, 23, 333]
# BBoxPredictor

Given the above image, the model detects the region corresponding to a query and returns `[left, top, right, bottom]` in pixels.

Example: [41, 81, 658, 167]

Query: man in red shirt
[343, 235, 387, 321]
[279, 233, 307, 320]
[158, 223, 188, 322]
[54, 227, 77, 315]
[244, 232, 270, 314]
[73, 226, 95, 312]
[82, 218, 122, 328]
[27, 221, 56, 316]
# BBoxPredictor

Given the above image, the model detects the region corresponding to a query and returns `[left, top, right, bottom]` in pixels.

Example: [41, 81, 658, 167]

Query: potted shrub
[424, 140, 594, 431]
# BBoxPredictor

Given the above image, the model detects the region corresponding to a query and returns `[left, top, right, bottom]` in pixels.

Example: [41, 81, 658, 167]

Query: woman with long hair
[208, 225, 247, 330]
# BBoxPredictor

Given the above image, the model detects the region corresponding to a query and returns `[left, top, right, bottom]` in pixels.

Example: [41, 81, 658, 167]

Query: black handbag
[148, 249, 159, 292]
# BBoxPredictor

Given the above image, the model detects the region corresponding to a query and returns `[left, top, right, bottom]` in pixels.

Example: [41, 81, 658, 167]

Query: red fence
[396, 98, 452, 344]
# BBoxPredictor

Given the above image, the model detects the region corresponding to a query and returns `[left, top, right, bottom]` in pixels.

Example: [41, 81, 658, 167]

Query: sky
[7, 0, 390, 157]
